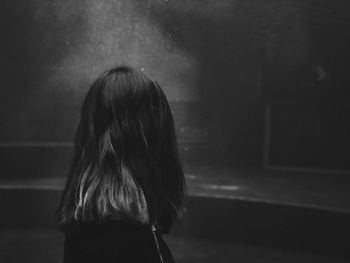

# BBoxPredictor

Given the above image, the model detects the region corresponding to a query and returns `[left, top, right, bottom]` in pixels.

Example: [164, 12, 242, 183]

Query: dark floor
[183, 166, 350, 213]
[0, 227, 347, 263]
[1, 166, 349, 263]
[1, 165, 350, 213]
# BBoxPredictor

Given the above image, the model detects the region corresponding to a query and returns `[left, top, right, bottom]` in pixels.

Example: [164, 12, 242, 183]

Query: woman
[57, 66, 186, 263]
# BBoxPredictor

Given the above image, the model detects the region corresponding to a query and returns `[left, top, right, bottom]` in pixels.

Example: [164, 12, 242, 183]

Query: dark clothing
[63, 220, 175, 263]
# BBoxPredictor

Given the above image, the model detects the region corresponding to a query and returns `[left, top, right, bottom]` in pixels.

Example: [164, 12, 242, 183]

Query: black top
[63, 220, 175, 263]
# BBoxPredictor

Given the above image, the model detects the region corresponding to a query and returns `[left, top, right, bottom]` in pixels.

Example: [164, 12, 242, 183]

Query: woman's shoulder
[63, 220, 159, 263]
[65, 219, 153, 243]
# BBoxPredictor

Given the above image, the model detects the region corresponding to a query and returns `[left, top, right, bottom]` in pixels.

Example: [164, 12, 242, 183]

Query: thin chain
[152, 225, 165, 263]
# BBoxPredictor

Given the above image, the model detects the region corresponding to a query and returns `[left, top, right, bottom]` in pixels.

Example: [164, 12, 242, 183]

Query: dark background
[1, 1, 350, 262]
[1, 0, 350, 179]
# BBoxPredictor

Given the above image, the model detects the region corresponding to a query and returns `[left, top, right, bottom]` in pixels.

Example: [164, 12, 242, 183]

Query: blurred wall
[1, 0, 349, 178]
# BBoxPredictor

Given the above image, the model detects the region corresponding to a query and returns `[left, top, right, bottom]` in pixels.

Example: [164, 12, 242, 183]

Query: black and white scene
[0, 0, 350, 262]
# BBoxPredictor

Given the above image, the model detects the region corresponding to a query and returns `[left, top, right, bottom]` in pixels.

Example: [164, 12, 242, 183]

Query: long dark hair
[57, 66, 185, 233]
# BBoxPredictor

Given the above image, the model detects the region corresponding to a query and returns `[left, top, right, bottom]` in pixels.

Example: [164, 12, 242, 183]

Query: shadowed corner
[0, 0, 88, 145]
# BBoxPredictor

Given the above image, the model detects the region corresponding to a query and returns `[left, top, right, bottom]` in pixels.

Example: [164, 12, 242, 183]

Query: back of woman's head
[57, 66, 185, 233]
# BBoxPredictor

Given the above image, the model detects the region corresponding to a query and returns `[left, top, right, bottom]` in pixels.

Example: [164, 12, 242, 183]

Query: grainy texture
[1, 0, 350, 165]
